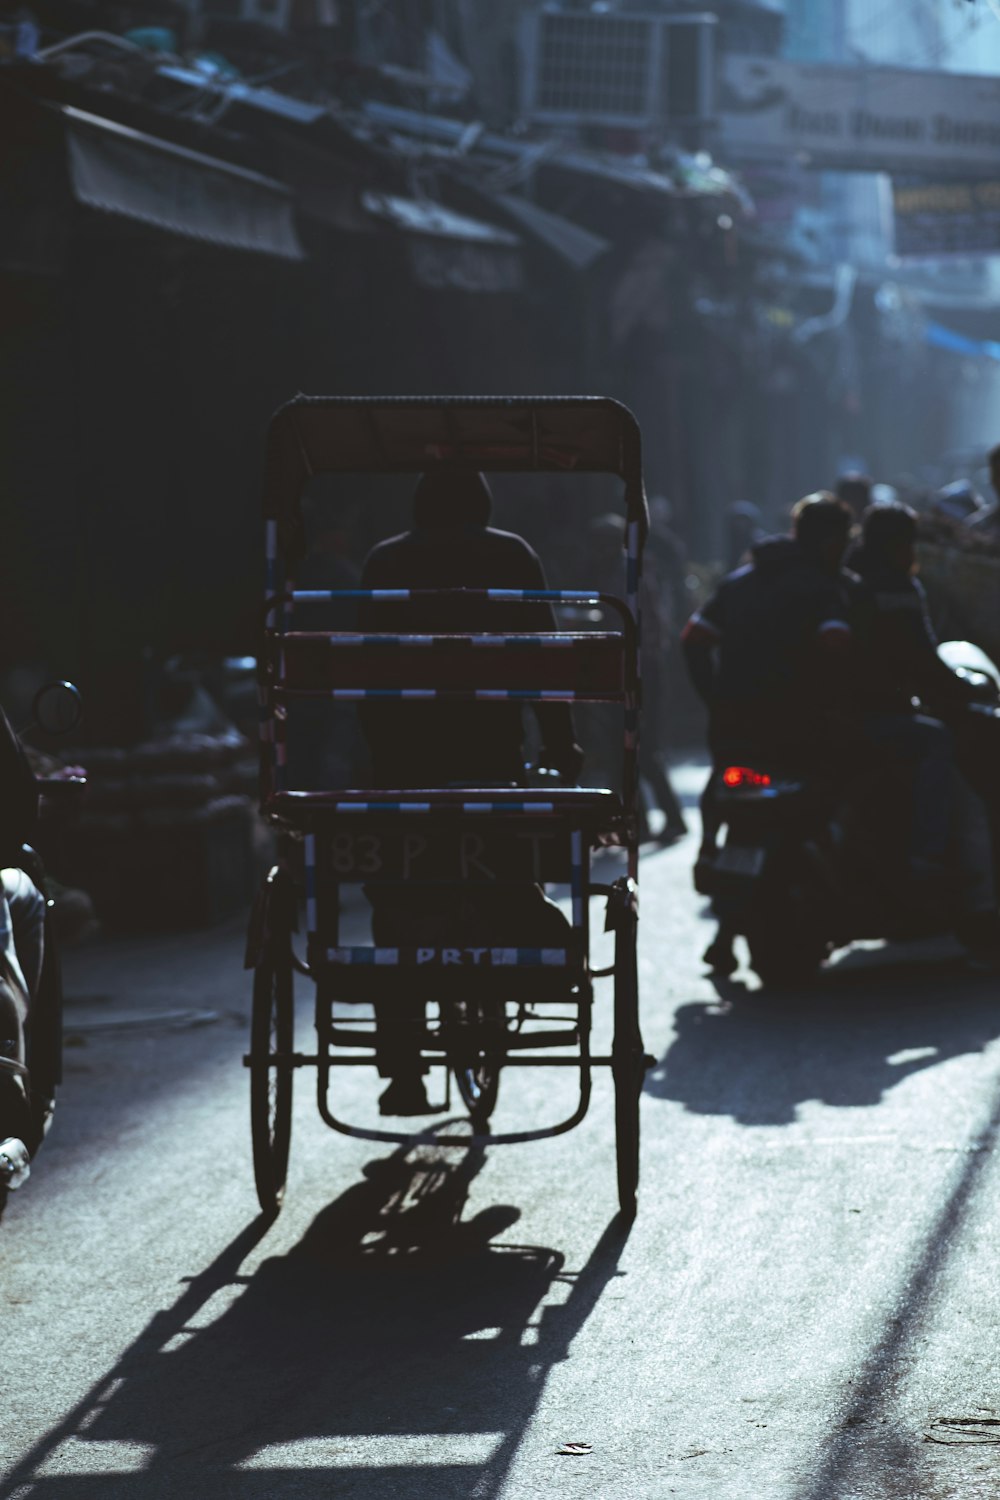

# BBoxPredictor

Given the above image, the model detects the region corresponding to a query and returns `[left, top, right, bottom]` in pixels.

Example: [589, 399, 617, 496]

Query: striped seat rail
[258, 590, 641, 882]
[263, 794, 623, 873]
[264, 587, 636, 646]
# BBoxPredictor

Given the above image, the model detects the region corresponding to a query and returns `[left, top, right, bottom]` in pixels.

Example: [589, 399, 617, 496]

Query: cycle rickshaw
[245, 396, 649, 1217]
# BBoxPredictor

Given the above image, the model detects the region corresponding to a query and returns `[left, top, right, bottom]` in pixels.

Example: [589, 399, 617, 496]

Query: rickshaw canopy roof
[263, 395, 647, 559]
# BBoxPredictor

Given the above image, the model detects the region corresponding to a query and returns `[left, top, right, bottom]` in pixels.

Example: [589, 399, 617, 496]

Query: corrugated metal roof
[359, 100, 748, 206]
[361, 190, 520, 246]
[157, 66, 328, 125]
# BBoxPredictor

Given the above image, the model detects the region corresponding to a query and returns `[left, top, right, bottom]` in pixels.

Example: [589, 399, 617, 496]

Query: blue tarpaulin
[924, 319, 1000, 362]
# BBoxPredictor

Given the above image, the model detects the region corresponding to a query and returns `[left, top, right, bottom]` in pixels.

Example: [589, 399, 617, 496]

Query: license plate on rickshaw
[315, 823, 572, 884]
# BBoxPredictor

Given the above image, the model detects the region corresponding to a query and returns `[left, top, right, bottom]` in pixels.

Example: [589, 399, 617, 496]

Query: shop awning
[361, 190, 523, 292]
[63, 105, 304, 259]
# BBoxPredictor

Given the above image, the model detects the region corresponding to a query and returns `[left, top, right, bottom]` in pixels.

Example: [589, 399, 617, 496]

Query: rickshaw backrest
[262, 396, 648, 568]
[274, 629, 627, 700]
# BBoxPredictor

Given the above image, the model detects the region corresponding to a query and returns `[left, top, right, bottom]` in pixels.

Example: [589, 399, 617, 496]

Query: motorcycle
[1, 682, 85, 1195]
[696, 642, 1000, 986]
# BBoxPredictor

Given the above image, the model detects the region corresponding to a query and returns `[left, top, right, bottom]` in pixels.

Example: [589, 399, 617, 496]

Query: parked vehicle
[0, 683, 85, 1197]
[697, 643, 1000, 986]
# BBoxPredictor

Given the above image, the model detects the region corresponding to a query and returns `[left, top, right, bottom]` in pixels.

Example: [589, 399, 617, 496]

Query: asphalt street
[3, 763, 1000, 1500]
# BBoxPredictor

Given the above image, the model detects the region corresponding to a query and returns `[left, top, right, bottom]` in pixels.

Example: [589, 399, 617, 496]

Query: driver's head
[791, 492, 853, 574]
[860, 501, 918, 575]
[413, 468, 492, 528]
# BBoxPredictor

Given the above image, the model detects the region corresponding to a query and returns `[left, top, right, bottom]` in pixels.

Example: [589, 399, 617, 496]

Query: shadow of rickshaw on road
[646, 945, 1000, 1127]
[3, 1139, 629, 1500]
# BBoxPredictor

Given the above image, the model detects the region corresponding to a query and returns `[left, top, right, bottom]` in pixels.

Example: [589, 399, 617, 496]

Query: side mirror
[32, 681, 83, 736]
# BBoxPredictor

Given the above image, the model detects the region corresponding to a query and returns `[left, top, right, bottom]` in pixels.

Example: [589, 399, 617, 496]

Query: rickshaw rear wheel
[250, 942, 293, 1217]
[612, 915, 642, 1220]
[446, 995, 503, 1130]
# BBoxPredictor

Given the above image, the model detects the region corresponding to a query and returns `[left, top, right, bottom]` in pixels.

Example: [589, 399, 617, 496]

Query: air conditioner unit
[520, 9, 716, 128]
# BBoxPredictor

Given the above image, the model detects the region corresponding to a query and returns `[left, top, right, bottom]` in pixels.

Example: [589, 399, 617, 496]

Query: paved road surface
[3, 765, 1000, 1499]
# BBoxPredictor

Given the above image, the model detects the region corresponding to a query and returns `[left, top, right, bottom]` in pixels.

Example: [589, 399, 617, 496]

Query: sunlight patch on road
[887, 1046, 939, 1067]
[34, 1439, 156, 1474]
[236, 1433, 505, 1468]
[761, 1134, 898, 1148]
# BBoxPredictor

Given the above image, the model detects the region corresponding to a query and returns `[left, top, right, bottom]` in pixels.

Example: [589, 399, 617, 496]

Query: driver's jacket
[358, 522, 577, 787]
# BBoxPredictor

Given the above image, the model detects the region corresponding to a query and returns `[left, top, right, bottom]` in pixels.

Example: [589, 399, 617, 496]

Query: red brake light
[722, 766, 771, 789]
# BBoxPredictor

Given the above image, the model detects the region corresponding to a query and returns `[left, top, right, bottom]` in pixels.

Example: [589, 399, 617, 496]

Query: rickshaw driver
[359, 468, 584, 1115]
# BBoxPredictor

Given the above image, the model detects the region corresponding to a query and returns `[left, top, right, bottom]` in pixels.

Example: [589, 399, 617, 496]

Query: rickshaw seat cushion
[266, 786, 622, 827]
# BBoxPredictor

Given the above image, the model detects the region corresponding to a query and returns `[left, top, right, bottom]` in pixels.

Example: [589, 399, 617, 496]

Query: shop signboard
[718, 57, 1000, 178]
[891, 176, 1000, 256]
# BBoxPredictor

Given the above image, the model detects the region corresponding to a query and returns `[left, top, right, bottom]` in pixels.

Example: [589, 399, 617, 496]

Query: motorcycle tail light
[722, 766, 771, 789]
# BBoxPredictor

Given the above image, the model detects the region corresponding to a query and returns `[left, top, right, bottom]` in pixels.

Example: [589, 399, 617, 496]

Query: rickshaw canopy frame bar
[262, 394, 648, 563]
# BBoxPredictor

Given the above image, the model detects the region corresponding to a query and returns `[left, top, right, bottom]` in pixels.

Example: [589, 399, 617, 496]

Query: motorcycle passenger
[359, 468, 583, 1115]
[846, 501, 1000, 956]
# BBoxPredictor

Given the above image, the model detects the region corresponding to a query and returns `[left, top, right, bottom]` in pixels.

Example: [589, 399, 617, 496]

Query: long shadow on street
[1, 1139, 629, 1500]
[648, 941, 1000, 1497]
[646, 947, 1000, 1126]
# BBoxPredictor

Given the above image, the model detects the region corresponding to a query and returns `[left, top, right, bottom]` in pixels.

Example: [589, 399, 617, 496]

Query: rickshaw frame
[246, 395, 649, 1218]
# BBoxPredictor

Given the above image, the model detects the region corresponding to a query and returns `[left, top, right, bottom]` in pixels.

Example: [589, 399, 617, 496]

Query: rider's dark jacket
[845, 553, 976, 717]
[359, 523, 577, 787]
[681, 535, 852, 755]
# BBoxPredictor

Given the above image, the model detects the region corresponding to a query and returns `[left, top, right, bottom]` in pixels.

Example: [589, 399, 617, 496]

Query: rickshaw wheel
[612, 915, 642, 1220]
[446, 996, 503, 1129]
[250, 942, 293, 1216]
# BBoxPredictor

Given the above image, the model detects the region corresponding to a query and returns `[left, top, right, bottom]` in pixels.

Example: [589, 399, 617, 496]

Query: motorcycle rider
[359, 468, 583, 1114]
[683, 493, 854, 803]
[682, 492, 854, 757]
[682, 493, 854, 970]
[846, 500, 1000, 957]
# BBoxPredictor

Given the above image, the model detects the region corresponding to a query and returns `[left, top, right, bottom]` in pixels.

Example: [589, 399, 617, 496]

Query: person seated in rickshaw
[360, 467, 584, 1115]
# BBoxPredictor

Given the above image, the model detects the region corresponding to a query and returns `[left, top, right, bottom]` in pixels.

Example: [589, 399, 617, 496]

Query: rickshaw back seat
[266, 786, 623, 829]
[273, 631, 626, 699]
